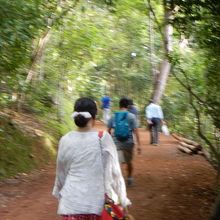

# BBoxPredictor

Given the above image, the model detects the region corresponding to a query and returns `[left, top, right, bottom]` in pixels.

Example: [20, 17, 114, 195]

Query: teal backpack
[114, 112, 130, 141]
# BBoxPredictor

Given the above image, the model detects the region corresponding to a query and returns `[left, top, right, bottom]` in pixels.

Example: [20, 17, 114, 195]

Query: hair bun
[74, 114, 90, 127]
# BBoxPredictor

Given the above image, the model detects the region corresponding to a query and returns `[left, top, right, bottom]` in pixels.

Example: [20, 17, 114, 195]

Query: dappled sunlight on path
[0, 121, 217, 220]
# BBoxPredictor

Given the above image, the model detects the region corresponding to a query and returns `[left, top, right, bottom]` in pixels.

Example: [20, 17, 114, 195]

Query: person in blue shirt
[145, 99, 164, 145]
[101, 95, 111, 124]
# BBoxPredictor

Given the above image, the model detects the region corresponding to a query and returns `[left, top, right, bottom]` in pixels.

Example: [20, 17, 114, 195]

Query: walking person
[145, 99, 164, 145]
[128, 99, 140, 127]
[52, 97, 131, 220]
[108, 97, 142, 186]
[101, 95, 111, 124]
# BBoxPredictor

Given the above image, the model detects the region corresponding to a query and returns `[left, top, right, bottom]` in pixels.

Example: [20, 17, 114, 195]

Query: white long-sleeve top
[145, 103, 164, 119]
[52, 130, 131, 215]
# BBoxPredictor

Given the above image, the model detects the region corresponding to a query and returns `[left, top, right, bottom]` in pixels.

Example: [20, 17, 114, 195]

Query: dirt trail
[0, 121, 217, 220]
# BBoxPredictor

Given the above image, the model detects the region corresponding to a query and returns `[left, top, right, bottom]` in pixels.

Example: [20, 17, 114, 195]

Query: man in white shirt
[145, 100, 164, 145]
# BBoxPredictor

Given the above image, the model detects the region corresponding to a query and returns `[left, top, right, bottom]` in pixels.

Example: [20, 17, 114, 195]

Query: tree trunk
[152, 0, 173, 103]
[26, 29, 51, 83]
[16, 0, 79, 112]
[25, 0, 79, 84]
[148, 11, 157, 82]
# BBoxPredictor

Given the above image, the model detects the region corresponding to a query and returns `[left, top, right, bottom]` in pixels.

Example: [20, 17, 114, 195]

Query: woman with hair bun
[52, 97, 131, 220]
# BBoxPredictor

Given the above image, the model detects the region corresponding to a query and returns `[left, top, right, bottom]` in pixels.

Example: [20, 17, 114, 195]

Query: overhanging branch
[189, 93, 220, 161]
[145, 0, 164, 40]
[171, 68, 215, 111]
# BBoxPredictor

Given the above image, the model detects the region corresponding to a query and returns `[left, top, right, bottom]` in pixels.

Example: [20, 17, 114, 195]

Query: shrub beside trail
[0, 111, 57, 179]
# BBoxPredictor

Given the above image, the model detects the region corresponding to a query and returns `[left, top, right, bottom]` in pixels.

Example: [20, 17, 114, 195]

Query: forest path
[0, 121, 217, 220]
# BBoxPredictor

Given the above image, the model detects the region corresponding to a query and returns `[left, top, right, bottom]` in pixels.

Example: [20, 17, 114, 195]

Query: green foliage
[1, 0, 220, 178]
[0, 0, 155, 114]
[0, 0, 56, 73]
[0, 0, 58, 108]
[40, 0, 153, 112]
[171, 0, 220, 118]
[167, 0, 220, 159]
[206, 57, 220, 129]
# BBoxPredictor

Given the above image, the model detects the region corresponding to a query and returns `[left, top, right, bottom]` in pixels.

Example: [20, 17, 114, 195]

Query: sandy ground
[0, 121, 217, 220]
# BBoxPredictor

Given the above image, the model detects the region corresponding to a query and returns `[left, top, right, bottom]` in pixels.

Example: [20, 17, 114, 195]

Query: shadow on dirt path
[0, 121, 217, 220]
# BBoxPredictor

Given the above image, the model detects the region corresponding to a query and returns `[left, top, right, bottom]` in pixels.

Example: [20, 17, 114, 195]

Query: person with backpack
[107, 97, 142, 186]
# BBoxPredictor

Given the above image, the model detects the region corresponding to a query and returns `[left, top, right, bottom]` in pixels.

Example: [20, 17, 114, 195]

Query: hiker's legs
[148, 123, 154, 144]
[123, 148, 134, 185]
[127, 161, 133, 178]
[103, 108, 106, 123]
[103, 108, 110, 124]
[152, 118, 161, 144]
[126, 161, 133, 186]
[106, 108, 111, 122]
[152, 124, 156, 144]
[126, 161, 133, 178]
[123, 149, 134, 177]
[154, 118, 161, 144]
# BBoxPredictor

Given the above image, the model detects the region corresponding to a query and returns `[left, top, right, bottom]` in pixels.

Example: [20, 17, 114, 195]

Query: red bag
[98, 131, 127, 220]
[100, 195, 127, 220]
